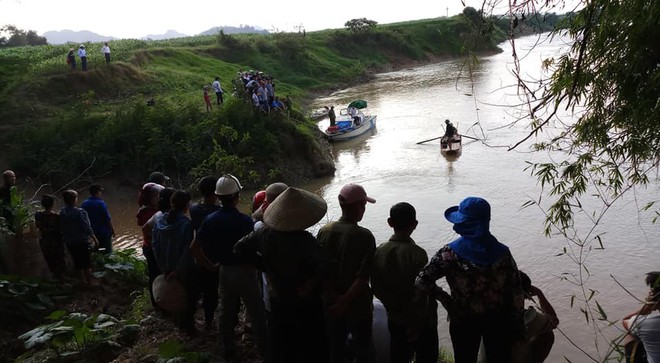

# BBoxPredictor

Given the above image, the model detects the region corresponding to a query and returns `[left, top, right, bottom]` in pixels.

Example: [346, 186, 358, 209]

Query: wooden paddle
[416, 136, 443, 145]
[459, 134, 480, 141]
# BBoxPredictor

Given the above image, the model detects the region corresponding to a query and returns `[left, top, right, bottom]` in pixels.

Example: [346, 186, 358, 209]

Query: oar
[459, 134, 480, 141]
[416, 136, 443, 145]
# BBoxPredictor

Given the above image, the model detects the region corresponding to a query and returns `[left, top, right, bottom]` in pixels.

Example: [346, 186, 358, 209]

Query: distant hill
[197, 25, 269, 36]
[43, 30, 116, 45]
[142, 30, 188, 40]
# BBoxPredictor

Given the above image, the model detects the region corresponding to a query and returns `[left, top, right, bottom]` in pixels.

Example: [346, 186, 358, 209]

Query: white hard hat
[215, 174, 242, 196]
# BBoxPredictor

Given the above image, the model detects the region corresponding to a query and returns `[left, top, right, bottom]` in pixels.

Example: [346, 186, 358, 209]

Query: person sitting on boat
[444, 119, 457, 138]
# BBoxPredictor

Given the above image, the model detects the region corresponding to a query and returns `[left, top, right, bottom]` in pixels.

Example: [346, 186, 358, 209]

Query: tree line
[0, 25, 48, 48]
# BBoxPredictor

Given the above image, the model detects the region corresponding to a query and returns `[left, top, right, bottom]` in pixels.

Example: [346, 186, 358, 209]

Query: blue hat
[444, 197, 491, 224]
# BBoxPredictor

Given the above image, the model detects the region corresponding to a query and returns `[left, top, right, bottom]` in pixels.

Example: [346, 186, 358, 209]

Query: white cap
[215, 174, 242, 196]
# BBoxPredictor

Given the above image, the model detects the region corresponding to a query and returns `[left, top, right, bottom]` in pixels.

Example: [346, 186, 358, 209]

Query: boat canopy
[348, 100, 368, 109]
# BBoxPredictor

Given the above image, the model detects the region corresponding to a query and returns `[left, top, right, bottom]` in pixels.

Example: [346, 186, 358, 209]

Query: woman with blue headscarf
[415, 197, 524, 363]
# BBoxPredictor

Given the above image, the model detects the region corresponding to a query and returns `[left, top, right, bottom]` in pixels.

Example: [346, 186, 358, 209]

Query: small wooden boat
[323, 100, 377, 142]
[441, 134, 462, 158]
[310, 107, 329, 120]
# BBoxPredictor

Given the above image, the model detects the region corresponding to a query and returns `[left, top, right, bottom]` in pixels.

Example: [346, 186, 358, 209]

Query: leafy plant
[17, 311, 129, 357]
[0, 187, 40, 234]
[92, 248, 146, 284]
[158, 339, 210, 363]
[0, 275, 69, 316]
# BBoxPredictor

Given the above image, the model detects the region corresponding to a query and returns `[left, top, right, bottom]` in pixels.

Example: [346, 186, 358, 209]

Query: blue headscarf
[445, 197, 509, 266]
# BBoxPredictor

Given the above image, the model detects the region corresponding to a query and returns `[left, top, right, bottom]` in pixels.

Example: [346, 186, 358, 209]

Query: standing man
[371, 202, 438, 363]
[317, 183, 377, 363]
[101, 42, 111, 64]
[80, 184, 115, 254]
[328, 106, 336, 127]
[212, 77, 224, 105]
[190, 175, 267, 360]
[78, 45, 87, 71]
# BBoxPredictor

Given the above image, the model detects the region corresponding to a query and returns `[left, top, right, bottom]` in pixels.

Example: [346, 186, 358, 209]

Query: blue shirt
[81, 196, 112, 239]
[190, 203, 221, 232]
[151, 212, 194, 275]
[196, 206, 254, 265]
[60, 206, 94, 245]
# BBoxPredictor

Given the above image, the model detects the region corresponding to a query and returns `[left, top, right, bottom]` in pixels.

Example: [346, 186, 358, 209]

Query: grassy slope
[0, 15, 506, 187]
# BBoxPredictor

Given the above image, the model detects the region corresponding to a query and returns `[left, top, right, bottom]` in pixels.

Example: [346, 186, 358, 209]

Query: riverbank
[0, 14, 514, 190]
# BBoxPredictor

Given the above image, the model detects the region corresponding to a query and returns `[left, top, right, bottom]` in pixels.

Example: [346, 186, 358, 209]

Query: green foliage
[0, 188, 40, 233]
[17, 311, 124, 355]
[0, 275, 69, 315]
[344, 18, 379, 33]
[514, 0, 660, 232]
[92, 248, 146, 284]
[158, 339, 210, 363]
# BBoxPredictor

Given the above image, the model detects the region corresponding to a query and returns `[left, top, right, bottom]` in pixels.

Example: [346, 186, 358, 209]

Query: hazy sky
[0, 0, 575, 38]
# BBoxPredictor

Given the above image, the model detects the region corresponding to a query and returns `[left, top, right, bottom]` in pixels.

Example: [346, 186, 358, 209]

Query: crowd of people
[66, 42, 111, 71]
[202, 70, 292, 114]
[128, 172, 561, 363]
[1, 167, 658, 363]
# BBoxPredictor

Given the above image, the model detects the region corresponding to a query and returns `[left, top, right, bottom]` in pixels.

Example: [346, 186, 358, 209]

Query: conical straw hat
[153, 274, 187, 313]
[263, 187, 327, 231]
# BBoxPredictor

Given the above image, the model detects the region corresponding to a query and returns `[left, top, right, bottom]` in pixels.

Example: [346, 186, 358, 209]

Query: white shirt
[101, 45, 110, 54]
[252, 93, 260, 106]
[212, 80, 222, 93]
[631, 311, 660, 363]
[78, 48, 86, 57]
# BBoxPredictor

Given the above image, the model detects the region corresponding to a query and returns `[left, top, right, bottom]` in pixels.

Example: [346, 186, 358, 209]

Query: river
[100, 34, 658, 361]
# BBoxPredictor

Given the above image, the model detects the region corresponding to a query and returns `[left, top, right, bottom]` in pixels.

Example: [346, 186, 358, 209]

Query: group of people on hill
[201, 70, 291, 114]
[66, 42, 111, 71]
[3, 167, 659, 363]
[236, 69, 291, 114]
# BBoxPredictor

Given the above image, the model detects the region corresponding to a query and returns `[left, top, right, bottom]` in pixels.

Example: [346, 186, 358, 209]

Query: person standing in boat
[329, 106, 336, 127]
[444, 119, 457, 138]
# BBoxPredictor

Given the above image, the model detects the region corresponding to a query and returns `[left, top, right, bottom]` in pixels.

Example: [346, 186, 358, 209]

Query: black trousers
[215, 91, 223, 104]
[142, 246, 161, 308]
[449, 313, 514, 363]
[81, 56, 87, 71]
[197, 268, 219, 325]
[327, 315, 373, 363]
[387, 321, 438, 363]
[269, 297, 329, 363]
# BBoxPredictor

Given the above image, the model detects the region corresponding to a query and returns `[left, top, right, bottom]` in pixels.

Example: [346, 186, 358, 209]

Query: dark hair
[218, 193, 238, 208]
[198, 176, 218, 197]
[215, 76, 219, 80]
[89, 184, 103, 195]
[41, 194, 55, 209]
[646, 271, 660, 298]
[166, 190, 191, 224]
[158, 188, 176, 212]
[62, 190, 78, 205]
[389, 202, 416, 229]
